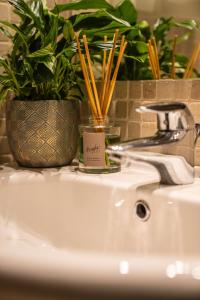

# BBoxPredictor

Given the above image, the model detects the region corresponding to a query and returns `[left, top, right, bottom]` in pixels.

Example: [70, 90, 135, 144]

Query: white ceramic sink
[0, 163, 200, 300]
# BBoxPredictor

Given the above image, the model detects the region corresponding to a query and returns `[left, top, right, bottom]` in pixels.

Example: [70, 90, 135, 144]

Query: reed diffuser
[76, 30, 127, 174]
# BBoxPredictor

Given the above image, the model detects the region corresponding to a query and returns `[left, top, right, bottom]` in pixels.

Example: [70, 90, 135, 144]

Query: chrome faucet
[107, 102, 200, 185]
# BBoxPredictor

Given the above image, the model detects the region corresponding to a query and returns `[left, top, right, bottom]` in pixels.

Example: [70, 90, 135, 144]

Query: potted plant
[56, 0, 199, 79]
[0, 0, 86, 168]
[56, 0, 199, 147]
[0, 0, 136, 167]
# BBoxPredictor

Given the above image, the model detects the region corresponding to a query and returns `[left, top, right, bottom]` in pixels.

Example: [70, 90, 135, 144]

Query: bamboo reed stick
[152, 36, 160, 79]
[105, 29, 119, 87]
[99, 35, 108, 106]
[100, 49, 112, 110]
[81, 55, 98, 117]
[101, 30, 119, 109]
[75, 34, 98, 117]
[184, 43, 200, 79]
[104, 39, 127, 116]
[150, 43, 158, 79]
[184, 45, 198, 78]
[148, 38, 160, 80]
[76, 32, 127, 120]
[147, 44, 155, 79]
[147, 42, 157, 79]
[102, 35, 107, 81]
[82, 34, 102, 117]
[171, 35, 177, 79]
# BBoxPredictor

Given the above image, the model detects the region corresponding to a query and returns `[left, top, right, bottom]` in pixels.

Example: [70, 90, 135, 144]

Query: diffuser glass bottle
[78, 116, 121, 174]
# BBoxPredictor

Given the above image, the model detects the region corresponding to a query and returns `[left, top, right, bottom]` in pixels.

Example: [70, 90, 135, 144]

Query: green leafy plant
[54, 0, 146, 62]
[0, 0, 139, 104]
[0, 0, 198, 105]
[0, 0, 84, 103]
[55, 0, 199, 80]
[0, 0, 120, 103]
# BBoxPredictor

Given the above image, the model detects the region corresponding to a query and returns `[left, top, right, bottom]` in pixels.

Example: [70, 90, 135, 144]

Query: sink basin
[0, 163, 159, 254]
[0, 163, 200, 300]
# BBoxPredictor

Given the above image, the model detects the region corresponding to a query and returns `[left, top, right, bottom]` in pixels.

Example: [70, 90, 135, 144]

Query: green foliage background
[0, 0, 199, 103]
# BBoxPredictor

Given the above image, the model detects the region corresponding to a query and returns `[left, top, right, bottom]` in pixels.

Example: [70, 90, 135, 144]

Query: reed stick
[152, 36, 160, 79]
[184, 43, 200, 79]
[102, 35, 107, 81]
[171, 35, 177, 79]
[184, 45, 198, 78]
[101, 30, 119, 110]
[104, 38, 127, 115]
[76, 32, 126, 119]
[82, 34, 102, 117]
[105, 29, 119, 87]
[81, 55, 98, 117]
[100, 49, 112, 110]
[75, 34, 98, 117]
[147, 42, 157, 79]
[148, 38, 160, 80]
[99, 35, 107, 106]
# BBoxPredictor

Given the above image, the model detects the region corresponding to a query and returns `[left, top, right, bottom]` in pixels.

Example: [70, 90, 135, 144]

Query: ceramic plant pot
[6, 99, 79, 168]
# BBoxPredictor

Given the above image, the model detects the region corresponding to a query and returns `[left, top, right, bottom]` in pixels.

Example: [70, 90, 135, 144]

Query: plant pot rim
[12, 98, 73, 102]
[116, 78, 200, 82]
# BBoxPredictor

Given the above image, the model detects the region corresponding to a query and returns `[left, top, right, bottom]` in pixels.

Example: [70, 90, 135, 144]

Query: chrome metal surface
[108, 102, 200, 185]
[136, 102, 194, 131]
[195, 123, 200, 144]
[6, 100, 79, 168]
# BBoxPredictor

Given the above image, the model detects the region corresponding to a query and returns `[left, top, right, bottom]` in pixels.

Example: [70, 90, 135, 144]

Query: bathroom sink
[0, 163, 200, 300]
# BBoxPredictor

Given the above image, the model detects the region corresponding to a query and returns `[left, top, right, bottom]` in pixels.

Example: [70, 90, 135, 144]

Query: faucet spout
[107, 102, 199, 185]
[110, 130, 187, 152]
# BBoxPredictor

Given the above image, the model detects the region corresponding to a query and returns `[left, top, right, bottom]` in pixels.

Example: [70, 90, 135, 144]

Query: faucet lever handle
[136, 102, 194, 131]
[136, 102, 187, 114]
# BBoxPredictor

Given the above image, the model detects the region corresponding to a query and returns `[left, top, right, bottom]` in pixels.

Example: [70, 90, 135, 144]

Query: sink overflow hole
[135, 200, 150, 221]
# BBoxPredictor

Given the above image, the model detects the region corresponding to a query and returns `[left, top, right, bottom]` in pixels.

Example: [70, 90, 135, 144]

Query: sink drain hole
[135, 200, 150, 221]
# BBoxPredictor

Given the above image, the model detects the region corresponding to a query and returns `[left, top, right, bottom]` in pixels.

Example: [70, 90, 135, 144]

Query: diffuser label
[83, 132, 105, 167]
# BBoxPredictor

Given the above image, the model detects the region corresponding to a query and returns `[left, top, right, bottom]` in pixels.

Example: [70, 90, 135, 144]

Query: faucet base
[107, 150, 194, 185]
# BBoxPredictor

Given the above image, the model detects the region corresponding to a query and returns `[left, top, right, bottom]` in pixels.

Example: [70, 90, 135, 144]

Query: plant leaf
[52, 0, 114, 14]
[8, 0, 45, 33]
[174, 19, 198, 30]
[72, 9, 131, 28]
[63, 20, 74, 42]
[27, 44, 54, 58]
[115, 0, 137, 24]
[83, 21, 133, 38]
[133, 41, 148, 54]
[0, 87, 8, 104]
[0, 26, 13, 39]
[0, 75, 12, 87]
[124, 53, 148, 63]
[33, 63, 54, 83]
[0, 20, 28, 51]
[176, 32, 192, 44]
[126, 28, 139, 40]
[44, 13, 59, 47]
[0, 56, 6, 67]
[43, 56, 56, 73]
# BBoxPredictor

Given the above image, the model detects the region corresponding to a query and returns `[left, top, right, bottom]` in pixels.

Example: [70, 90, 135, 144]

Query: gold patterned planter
[6, 100, 79, 168]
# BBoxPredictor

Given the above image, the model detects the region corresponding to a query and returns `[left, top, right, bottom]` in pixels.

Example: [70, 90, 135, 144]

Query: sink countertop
[1, 162, 200, 190]
[0, 163, 200, 299]
[0, 161, 161, 190]
[1, 162, 200, 206]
